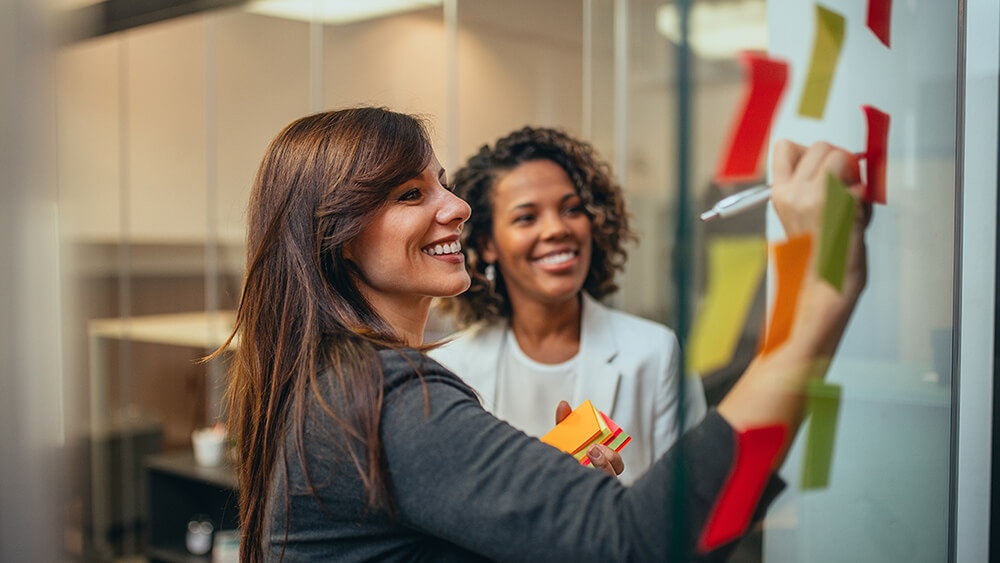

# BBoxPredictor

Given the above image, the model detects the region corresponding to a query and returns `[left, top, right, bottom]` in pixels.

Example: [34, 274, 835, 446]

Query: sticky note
[715, 52, 790, 184]
[862, 105, 889, 204]
[800, 380, 843, 490]
[582, 411, 632, 465]
[540, 399, 602, 455]
[573, 406, 612, 462]
[698, 424, 787, 552]
[761, 234, 813, 355]
[542, 400, 630, 466]
[867, 0, 893, 47]
[687, 236, 768, 375]
[797, 5, 845, 119]
[818, 173, 859, 292]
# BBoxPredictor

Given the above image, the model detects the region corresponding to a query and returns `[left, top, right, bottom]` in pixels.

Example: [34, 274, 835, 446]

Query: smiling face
[482, 159, 593, 310]
[345, 154, 472, 321]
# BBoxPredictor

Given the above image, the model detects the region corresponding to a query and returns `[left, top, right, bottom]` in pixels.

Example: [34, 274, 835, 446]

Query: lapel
[573, 293, 622, 414]
[465, 321, 508, 412]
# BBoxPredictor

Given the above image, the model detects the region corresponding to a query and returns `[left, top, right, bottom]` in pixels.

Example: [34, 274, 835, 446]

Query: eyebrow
[507, 192, 580, 212]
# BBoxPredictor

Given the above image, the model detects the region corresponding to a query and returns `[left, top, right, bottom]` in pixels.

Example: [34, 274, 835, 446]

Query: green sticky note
[818, 173, 858, 292]
[800, 380, 842, 490]
[798, 5, 846, 119]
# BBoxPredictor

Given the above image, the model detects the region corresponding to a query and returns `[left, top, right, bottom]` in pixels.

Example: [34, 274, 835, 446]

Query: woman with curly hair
[431, 126, 708, 484]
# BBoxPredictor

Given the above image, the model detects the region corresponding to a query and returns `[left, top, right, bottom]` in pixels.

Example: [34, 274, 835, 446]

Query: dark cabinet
[145, 451, 239, 562]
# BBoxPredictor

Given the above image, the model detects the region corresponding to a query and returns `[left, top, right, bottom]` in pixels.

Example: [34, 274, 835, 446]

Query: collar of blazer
[467, 292, 622, 417]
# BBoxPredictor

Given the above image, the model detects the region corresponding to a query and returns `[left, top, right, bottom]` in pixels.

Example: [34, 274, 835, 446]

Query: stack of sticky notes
[540, 400, 631, 465]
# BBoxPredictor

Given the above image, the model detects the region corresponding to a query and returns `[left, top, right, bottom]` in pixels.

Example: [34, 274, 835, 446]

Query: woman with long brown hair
[219, 106, 870, 562]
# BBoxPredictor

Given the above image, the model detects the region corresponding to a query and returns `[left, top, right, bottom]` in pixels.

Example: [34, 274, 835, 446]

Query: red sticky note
[862, 105, 889, 204]
[866, 0, 892, 47]
[715, 52, 790, 184]
[761, 234, 813, 355]
[698, 424, 787, 552]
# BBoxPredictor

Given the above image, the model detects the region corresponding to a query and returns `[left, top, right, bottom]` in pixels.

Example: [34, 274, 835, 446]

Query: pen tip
[700, 209, 720, 222]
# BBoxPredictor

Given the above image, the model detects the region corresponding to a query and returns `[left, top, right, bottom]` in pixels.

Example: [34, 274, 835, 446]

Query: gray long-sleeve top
[268, 348, 782, 562]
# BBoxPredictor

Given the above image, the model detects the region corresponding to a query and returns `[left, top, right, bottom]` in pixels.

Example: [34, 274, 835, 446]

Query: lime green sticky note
[687, 236, 767, 375]
[800, 380, 842, 490]
[818, 173, 858, 292]
[798, 5, 846, 119]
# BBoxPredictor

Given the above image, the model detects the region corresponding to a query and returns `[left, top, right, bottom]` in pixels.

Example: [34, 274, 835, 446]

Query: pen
[699, 184, 771, 222]
[701, 151, 868, 222]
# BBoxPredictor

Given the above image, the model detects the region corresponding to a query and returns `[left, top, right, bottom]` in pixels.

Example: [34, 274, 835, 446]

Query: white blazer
[430, 293, 707, 485]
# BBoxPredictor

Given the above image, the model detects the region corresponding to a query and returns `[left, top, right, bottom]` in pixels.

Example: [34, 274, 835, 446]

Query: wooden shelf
[89, 310, 237, 349]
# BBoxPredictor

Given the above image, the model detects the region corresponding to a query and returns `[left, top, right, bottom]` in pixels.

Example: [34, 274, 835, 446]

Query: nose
[437, 188, 472, 226]
[541, 212, 571, 241]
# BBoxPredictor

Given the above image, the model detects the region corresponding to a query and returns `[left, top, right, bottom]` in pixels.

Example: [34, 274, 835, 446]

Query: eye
[398, 188, 423, 202]
[512, 213, 535, 225]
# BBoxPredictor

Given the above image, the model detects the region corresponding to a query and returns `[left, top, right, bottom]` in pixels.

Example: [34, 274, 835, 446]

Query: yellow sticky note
[687, 236, 767, 375]
[540, 400, 602, 455]
[798, 5, 846, 119]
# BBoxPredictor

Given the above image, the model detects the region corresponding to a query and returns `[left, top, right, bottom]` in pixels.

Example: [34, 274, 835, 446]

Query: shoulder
[427, 321, 504, 365]
[583, 294, 678, 349]
[378, 348, 478, 400]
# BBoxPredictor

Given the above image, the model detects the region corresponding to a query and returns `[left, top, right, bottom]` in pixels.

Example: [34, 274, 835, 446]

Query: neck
[364, 293, 432, 347]
[507, 293, 582, 362]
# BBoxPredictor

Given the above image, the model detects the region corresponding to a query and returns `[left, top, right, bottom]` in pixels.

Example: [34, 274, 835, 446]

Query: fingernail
[589, 446, 603, 462]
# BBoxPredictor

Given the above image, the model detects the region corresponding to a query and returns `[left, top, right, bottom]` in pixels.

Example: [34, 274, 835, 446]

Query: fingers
[771, 139, 808, 183]
[587, 444, 625, 478]
[554, 400, 572, 425]
[771, 140, 863, 238]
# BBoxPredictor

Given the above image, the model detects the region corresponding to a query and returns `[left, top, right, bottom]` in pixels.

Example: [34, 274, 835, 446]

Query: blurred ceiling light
[247, 0, 442, 24]
[656, 0, 768, 60]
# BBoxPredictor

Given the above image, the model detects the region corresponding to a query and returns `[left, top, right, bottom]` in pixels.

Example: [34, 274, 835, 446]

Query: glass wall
[12, 0, 983, 560]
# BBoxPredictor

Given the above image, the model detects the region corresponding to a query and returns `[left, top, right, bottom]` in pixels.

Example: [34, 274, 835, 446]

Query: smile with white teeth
[534, 251, 576, 266]
[423, 241, 462, 256]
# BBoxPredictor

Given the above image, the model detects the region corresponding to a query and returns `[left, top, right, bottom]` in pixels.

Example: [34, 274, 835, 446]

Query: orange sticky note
[715, 52, 790, 184]
[698, 424, 787, 552]
[573, 406, 612, 462]
[761, 233, 813, 355]
[540, 400, 602, 455]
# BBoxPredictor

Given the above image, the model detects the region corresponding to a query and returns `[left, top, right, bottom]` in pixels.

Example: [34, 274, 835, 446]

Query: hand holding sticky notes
[540, 400, 631, 465]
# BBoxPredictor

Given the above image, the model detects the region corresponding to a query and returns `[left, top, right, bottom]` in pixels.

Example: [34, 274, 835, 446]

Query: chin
[438, 276, 472, 298]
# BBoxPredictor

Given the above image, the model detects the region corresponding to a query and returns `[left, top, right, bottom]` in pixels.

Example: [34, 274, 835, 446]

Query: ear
[341, 242, 355, 262]
[480, 236, 499, 265]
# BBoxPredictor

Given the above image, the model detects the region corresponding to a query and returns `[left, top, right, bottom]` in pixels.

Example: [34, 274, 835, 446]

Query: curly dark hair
[438, 126, 636, 328]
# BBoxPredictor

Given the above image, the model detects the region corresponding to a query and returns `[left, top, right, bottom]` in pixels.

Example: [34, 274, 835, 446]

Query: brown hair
[215, 107, 433, 562]
[438, 126, 636, 327]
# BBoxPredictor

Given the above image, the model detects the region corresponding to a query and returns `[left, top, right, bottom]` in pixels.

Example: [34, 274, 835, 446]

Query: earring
[484, 263, 496, 283]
